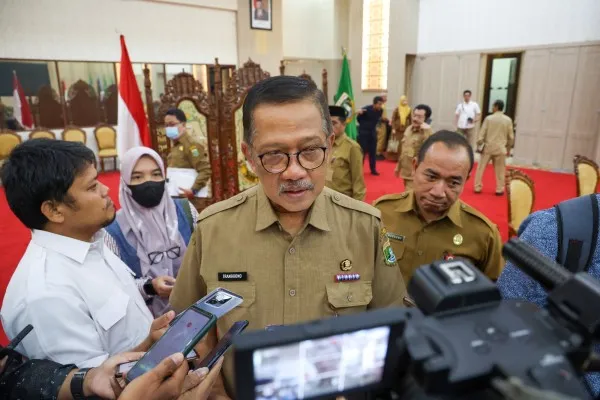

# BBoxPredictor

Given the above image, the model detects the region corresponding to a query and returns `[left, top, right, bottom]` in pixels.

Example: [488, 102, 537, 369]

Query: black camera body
[400, 259, 591, 399]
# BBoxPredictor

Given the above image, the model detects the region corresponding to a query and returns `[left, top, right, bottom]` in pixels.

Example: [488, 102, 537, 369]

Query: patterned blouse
[0, 358, 76, 399]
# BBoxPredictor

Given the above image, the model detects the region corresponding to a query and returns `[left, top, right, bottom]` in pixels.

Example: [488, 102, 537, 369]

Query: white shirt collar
[31, 230, 105, 265]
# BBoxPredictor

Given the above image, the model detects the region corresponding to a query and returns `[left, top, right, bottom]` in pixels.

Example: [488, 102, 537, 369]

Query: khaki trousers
[457, 127, 476, 149]
[474, 152, 506, 193]
[376, 123, 387, 154]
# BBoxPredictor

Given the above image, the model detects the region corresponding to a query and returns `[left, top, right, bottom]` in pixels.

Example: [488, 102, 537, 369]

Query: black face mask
[128, 180, 166, 208]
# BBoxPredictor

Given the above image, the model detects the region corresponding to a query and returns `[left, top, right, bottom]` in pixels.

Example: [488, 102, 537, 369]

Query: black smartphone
[125, 306, 217, 383]
[115, 350, 198, 378]
[197, 320, 249, 369]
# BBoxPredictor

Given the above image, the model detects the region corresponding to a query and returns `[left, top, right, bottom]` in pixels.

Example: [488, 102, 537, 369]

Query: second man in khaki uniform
[376, 130, 504, 283]
[474, 99, 514, 195]
[394, 104, 433, 191]
[325, 105, 366, 201]
[164, 108, 211, 199]
[170, 76, 407, 398]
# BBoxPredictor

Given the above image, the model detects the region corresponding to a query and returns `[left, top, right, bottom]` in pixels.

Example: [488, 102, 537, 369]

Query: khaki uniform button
[289, 289, 296, 297]
[289, 247, 296, 254]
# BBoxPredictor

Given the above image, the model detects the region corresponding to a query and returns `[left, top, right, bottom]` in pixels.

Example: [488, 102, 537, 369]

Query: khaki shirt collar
[394, 190, 463, 228]
[255, 185, 331, 232]
[174, 131, 191, 145]
[334, 134, 346, 147]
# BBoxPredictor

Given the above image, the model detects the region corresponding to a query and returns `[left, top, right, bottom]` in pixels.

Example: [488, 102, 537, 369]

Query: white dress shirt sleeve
[474, 102, 481, 114]
[24, 293, 110, 368]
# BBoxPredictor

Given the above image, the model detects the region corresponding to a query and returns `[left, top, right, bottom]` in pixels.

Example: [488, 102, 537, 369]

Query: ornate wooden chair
[94, 124, 118, 172]
[506, 169, 535, 238]
[29, 129, 56, 140]
[574, 155, 599, 197]
[62, 126, 87, 144]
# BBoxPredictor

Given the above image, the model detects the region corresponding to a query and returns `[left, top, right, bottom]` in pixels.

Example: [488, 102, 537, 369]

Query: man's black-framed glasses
[258, 146, 327, 174]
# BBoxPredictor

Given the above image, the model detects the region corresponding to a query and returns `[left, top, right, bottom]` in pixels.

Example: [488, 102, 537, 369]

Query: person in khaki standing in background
[394, 104, 433, 191]
[376, 131, 503, 283]
[164, 108, 211, 201]
[387, 95, 412, 160]
[325, 105, 366, 201]
[376, 94, 390, 160]
[170, 76, 408, 398]
[474, 99, 514, 196]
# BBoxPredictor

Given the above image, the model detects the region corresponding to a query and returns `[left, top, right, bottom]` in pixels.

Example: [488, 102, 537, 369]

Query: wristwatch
[143, 278, 157, 296]
[70, 367, 91, 399]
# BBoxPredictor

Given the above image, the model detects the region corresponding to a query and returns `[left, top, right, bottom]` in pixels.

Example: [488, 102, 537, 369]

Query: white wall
[0, 0, 238, 64]
[418, 0, 600, 54]
[236, 0, 283, 76]
[282, 0, 345, 60]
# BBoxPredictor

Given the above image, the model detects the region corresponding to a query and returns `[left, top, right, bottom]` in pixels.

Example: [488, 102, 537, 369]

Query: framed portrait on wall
[250, 0, 272, 31]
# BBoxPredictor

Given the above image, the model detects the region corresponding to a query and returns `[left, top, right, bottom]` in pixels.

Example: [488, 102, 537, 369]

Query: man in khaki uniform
[325, 105, 366, 200]
[170, 76, 407, 397]
[474, 99, 514, 195]
[394, 104, 433, 191]
[164, 108, 211, 199]
[376, 94, 389, 159]
[376, 130, 503, 283]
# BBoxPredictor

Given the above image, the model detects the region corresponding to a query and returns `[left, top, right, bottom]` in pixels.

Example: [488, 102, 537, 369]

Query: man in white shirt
[1, 139, 168, 368]
[454, 89, 481, 148]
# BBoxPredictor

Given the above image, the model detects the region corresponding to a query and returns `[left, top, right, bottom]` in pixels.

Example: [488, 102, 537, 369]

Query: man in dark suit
[254, 0, 269, 21]
[357, 96, 385, 175]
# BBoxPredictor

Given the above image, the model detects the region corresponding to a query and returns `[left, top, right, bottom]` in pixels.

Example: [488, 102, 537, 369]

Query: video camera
[233, 238, 600, 400]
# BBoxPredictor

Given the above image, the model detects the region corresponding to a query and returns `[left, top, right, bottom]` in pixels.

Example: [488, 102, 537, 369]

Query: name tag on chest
[218, 272, 248, 281]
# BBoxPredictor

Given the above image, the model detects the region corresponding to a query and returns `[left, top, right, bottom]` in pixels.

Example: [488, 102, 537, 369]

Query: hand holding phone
[125, 306, 217, 383]
[119, 353, 189, 400]
[198, 320, 249, 369]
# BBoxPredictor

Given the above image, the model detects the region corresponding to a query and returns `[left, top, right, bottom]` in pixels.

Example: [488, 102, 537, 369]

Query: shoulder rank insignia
[190, 145, 200, 157]
[381, 227, 397, 266]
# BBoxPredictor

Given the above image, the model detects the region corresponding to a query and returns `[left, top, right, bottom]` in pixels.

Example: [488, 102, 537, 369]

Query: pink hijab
[116, 147, 187, 281]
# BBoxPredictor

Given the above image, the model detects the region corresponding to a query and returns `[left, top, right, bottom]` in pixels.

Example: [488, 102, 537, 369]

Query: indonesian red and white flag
[117, 35, 151, 161]
[12, 72, 33, 129]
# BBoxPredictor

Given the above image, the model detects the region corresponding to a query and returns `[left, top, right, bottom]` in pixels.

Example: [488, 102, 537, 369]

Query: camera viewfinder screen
[252, 326, 390, 399]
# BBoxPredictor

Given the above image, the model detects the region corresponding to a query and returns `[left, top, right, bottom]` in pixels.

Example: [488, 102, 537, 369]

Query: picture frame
[250, 0, 272, 31]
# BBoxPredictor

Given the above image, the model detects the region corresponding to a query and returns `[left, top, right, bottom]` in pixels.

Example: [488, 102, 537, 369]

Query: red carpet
[0, 164, 583, 344]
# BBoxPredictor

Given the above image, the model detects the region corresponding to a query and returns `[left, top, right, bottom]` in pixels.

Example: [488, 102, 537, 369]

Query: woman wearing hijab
[105, 147, 198, 317]
[388, 95, 412, 161]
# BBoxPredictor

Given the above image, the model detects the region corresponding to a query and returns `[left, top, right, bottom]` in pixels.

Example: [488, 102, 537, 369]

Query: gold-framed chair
[0, 130, 22, 162]
[62, 126, 87, 144]
[94, 124, 118, 172]
[574, 155, 599, 197]
[506, 169, 535, 238]
[0, 130, 22, 183]
[28, 129, 56, 140]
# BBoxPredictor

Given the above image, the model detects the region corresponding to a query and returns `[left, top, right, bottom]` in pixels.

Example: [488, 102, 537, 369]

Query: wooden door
[538, 48, 579, 169]
[513, 50, 550, 166]
[566, 46, 600, 168]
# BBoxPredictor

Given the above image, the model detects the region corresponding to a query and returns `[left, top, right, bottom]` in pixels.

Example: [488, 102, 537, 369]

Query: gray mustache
[279, 181, 315, 194]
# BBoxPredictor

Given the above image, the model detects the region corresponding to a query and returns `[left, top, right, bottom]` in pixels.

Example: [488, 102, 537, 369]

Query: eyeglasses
[148, 246, 181, 265]
[258, 147, 327, 174]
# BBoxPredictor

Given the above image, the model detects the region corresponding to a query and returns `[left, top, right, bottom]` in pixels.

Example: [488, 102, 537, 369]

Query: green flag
[334, 52, 358, 140]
